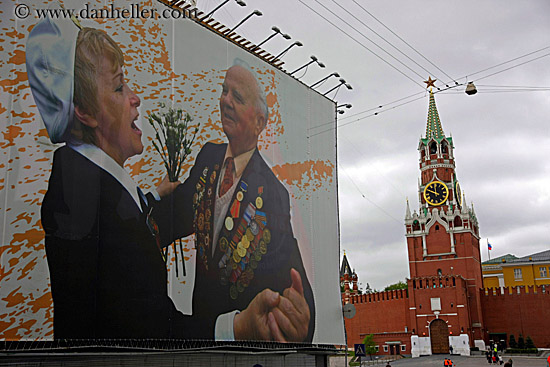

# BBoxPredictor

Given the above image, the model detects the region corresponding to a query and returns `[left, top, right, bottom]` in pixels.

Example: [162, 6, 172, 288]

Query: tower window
[435, 225, 440, 231]
[454, 216, 462, 227]
[430, 142, 437, 154]
[437, 269, 442, 277]
[442, 142, 448, 154]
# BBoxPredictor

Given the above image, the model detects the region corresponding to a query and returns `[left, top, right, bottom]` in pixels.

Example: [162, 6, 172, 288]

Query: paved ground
[330, 354, 548, 367]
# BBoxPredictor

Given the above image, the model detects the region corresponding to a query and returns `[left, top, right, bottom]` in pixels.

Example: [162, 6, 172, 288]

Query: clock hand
[427, 188, 438, 195]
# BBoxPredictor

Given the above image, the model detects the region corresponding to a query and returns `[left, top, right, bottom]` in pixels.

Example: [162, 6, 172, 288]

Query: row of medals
[194, 165, 272, 300]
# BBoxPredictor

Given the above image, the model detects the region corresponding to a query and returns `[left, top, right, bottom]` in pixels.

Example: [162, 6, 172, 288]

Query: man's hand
[233, 288, 280, 340]
[268, 268, 310, 342]
[156, 175, 180, 197]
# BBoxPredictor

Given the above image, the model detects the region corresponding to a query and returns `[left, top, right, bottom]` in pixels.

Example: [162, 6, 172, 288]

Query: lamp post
[323, 78, 352, 96]
[272, 41, 303, 62]
[253, 26, 291, 51]
[201, 0, 246, 21]
[337, 103, 352, 114]
[227, 10, 262, 35]
[290, 55, 325, 76]
[310, 72, 339, 89]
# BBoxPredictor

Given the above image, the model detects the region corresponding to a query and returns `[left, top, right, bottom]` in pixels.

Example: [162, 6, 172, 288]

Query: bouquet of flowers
[148, 102, 199, 182]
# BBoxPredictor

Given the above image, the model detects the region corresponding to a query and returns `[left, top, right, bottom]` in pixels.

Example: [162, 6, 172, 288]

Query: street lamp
[310, 72, 339, 89]
[272, 41, 303, 62]
[323, 78, 352, 96]
[227, 10, 262, 35]
[253, 26, 291, 51]
[337, 103, 352, 109]
[290, 55, 325, 76]
[201, 0, 246, 21]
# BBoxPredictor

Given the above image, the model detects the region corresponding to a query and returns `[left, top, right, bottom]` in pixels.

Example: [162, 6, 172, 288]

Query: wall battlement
[347, 288, 409, 304]
[482, 284, 549, 296]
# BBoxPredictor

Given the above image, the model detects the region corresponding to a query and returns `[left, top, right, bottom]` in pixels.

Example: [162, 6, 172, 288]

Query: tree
[509, 334, 517, 349]
[384, 280, 408, 291]
[525, 336, 536, 349]
[364, 283, 373, 294]
[517, 334, 525, 349]
[363, 334, 378, 360]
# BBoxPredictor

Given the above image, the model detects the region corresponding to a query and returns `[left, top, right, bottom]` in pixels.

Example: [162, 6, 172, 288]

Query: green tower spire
[425, 89, 445, 140]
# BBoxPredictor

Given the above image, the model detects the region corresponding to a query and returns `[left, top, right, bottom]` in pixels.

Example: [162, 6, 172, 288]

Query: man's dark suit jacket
[156, 142, 316, 341]
[41, 146, 185, 339]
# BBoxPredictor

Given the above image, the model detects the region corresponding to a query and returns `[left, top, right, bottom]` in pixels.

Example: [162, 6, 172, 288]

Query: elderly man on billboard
[157, 60, 315, 342]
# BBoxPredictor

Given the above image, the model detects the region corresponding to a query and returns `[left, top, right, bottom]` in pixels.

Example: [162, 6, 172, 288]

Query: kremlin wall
[342, 269, 550, 356]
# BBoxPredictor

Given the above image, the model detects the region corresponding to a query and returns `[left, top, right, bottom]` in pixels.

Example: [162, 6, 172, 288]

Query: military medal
[236, 191, 244, 201]
[225, 216, 234, 231]
[249, 220, 259, 236]
[237, 281, 245, 293]
[219, 237, 228, 252]
[244, 203, 255, 223]
[237, 245, 246, 258]
[230, 285, 238, 300]
[197, 213, 205, 231]
[259, 239, 267, 255]
[242, 235, 250, 248]
[230, 200, 240, 218]
[256, 186, 264, 209]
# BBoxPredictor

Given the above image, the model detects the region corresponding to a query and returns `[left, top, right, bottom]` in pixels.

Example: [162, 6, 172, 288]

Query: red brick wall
[425, 222, 451, 255]
[481, 286, 550, 348]
[344, 289, 409, 348]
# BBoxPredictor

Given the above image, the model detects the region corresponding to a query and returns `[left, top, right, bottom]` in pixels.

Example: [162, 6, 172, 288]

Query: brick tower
[404, 86, 485, 354]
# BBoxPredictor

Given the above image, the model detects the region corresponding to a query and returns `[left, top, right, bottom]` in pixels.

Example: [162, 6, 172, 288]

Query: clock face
[423, 180, 449, 206]
[455, 181, 462, 208]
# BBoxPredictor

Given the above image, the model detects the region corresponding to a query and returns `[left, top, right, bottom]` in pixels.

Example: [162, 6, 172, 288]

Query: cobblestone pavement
[330, 354, 548, 367]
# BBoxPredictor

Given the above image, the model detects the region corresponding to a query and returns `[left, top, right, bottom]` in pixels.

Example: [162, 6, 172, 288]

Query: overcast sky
[201, 0, 550, 291]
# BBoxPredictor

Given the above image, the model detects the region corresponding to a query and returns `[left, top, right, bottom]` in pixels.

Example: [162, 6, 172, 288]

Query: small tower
[340, 251, 358, 304]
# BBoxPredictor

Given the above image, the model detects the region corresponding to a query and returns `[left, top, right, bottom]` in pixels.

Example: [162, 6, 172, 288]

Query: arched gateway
[430, 319, 449, 354]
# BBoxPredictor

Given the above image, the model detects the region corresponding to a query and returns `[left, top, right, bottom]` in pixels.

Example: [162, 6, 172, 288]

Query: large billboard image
[0, 0, 343, 345]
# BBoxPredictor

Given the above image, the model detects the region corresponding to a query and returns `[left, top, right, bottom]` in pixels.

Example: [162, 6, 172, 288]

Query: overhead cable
[329, 0, 442, 82]
[351, 0, 456, 83]
[314, 0, 426, 81]
[297, 0, 425, 89]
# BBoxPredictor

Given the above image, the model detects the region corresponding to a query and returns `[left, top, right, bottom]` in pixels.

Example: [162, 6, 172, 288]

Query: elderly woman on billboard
[26, 16, 306, 342]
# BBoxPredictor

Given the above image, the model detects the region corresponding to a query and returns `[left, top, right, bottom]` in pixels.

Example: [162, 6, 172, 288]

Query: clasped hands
[233, 268, 310, 342]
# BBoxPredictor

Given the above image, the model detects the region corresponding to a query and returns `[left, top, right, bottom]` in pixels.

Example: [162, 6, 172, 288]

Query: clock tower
[405, 86, 486, 350]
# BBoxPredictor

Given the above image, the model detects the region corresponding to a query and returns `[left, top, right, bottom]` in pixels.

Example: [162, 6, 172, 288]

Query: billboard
[0, 0, 343, 344]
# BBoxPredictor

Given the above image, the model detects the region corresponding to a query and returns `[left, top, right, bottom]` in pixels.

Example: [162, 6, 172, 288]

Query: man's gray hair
[232, 58, 269, 121]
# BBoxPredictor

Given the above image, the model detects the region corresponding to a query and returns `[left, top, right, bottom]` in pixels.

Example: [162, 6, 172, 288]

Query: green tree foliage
[517, 334, 525, 349]
[364, 283, 373, 294]
[525, 336, 535, 349]
[384, 280, 408, 291]
[509, 334, 517, 349]
[363, 334, 378, 360]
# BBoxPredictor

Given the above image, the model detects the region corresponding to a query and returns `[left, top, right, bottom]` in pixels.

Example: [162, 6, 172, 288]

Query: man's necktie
[219, 157, 235, 197]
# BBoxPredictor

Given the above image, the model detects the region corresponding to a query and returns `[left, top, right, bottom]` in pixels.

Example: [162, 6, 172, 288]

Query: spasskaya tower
[404, 79, 486, 353]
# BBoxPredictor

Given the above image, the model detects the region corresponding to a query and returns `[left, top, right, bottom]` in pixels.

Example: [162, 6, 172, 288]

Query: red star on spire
[424, 77, 437, 89]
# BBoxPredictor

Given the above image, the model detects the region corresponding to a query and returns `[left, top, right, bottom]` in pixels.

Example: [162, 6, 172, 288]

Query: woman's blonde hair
[68, 28, 124, 145]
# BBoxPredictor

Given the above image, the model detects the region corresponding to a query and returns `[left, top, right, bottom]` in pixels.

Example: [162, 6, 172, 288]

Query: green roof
[425, 90, 445, 140]
[482, 254, 518, 265]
